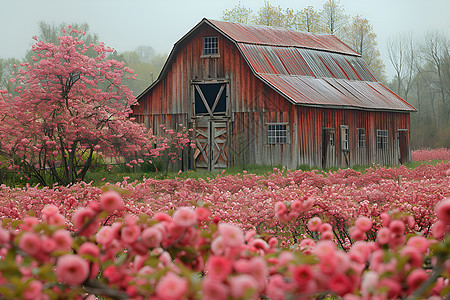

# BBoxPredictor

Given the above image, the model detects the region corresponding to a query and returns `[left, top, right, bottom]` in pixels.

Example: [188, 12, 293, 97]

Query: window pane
[268, 124, 287, 144]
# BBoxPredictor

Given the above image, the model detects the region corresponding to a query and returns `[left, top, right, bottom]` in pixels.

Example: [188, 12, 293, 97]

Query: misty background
[0, 0, 449, 148]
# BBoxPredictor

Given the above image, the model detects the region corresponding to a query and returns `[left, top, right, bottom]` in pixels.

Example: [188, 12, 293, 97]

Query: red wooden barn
[132, 18, 416, 171]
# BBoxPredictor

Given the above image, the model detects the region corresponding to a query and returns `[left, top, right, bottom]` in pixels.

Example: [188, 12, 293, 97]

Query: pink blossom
[141, 226, 163, 248]
[173, 207, 197, 227]
[96, 226, 114, 246]
[218, 223, 244, 248]
[19, 232, 41, 256]
[211, 236, 225, 255]
[42, 204, 59, 217]
[378, 277, 402, 298]
[355, 216, 372, 232]
[290, 200, 303, 212]
[196, 207, 211, 222]
[202, 278, 229, 300]
[435, 197, 450, 225]
[100, 190, 124, 213]
[0, 227, 9, 244]
[376, 227, 391, 245]
[389, 219, 405, 235]
[380, 212, 391, 227]
[292, 265, 313, 285]
[78, 242, 100, 258]
[307, 217, 322, 231]
[328, 273, 354, 296]
[274, 202, 288, 216]
[349, 227, 365, 241]
[121, 225, 140, 244]
[406, 269, 429, 293]
[314, 240, 336, 259]
[156, 272, 188, 300]
[73, 207, 99, 236]
[52, 229, 73, 252]
[23, 280, 43, 300]
[206, 256, 232, 281]
[229, 274, 258, 299]
[56, 254, 89, 285]
[432, 220, 446, 239]
[406, 236, 430, 253]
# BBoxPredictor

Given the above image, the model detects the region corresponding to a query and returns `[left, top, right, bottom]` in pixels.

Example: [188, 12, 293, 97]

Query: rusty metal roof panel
[208, 19, 360, 56]
[257, 74, 415, 111]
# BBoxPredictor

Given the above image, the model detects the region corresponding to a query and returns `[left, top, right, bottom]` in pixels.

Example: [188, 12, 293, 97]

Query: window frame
[202, 36, 219, 56]
[357, 128, 366, 148]
[376, 129, 388, 150]
[267, 123, 289, 144]
[340, 125, 349, 151]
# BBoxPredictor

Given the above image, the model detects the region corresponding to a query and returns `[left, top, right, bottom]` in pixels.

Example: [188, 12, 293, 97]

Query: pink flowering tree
[0, 27, 189, 186]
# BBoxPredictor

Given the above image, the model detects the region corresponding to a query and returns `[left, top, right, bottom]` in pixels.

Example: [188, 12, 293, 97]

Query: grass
[2, 159, 448, 188]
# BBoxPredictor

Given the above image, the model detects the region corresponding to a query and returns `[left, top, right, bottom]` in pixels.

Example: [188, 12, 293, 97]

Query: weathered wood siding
[132, 22, 411, 170]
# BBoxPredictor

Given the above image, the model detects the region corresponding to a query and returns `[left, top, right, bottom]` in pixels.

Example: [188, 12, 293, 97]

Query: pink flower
[274, 202, 288, 216]
[380, 212, 390, 227]
[196, 207, 211, 222]
[121, 225, 140, 244]
[19, 232, 41, 256]
[78, 242, 100, 258]
[292, 265, 313, 286]
[314, 240, 336, 259]
[328, 273, 354, 296]
[42, 204, 59, 217]
[406, 236, 430, 253]
[376, 227, 391, 245]
[229, 274, 258, 299]
[355, 216, 372, 232]
[302, 196, 315, 210]
[56, 254, 89, 285]
[0, 227, 9, 244]
[378, 277, 402, 298]
[156, 272, 188, 300]
[96, 226, 114, 246]
[406, 269, 428, 293]
[52, 229, 73, 252]
[435, 197, 450, 225]
[206, 256, 232, 281]
[432, 220, 446, 239]
[173, 207, 197, 227]
[349, 227, 365, 241]
[23, 280, 43, 300]
[211, 236, 225, 255]
[73, 207, 99, 236]
[100, 190, 124, 213]
[218, 223, 244, 248]
[400, 246, 423, 268]
[202, 278, 229, 300]
[307, 217, 322, 231]
[290, 200, 303, 212]
[141, 226, 163, 248]
[389, 220, 405, 235]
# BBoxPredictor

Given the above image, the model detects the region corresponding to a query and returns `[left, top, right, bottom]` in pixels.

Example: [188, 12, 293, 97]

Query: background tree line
[223, 0, 449, 149]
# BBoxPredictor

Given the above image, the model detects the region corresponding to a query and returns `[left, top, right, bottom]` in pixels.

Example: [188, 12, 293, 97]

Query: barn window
[267, 124, 288, 144]
[194, 83, 227, 116]
[203, 36, 219, 55]
[357, 128, 366, 148]
[377, 130, 388, 150]
[340, 125, 349, 151]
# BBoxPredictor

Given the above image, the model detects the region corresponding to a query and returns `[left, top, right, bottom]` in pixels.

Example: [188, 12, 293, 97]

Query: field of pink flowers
[0, 162, 449, 299]
[411, 148, 450, 162]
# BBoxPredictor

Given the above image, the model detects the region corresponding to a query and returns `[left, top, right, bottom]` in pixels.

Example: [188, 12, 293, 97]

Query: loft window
[357, 128, 366, 148]
[340, 125, 349, 151]
[377, 130, 388, 150]
[203, 36, 218, 55]
[267, 124, 288, 144]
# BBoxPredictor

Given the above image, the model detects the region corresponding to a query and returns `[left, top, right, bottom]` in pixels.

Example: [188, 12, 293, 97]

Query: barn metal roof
[207, 19, 415, 112]
[137, 18, 415, 112]
[208, 19, 360, 56]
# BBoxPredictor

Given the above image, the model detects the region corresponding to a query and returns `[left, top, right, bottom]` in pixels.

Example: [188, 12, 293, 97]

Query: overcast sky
[1, 0, 449, 80]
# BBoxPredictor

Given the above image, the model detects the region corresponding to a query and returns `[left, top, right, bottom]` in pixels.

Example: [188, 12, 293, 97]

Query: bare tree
[320, 0, 349, 39]
[222, 1, 253, 24]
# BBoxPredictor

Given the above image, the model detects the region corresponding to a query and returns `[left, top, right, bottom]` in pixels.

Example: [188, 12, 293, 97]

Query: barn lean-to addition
[132, 18, 416, 171]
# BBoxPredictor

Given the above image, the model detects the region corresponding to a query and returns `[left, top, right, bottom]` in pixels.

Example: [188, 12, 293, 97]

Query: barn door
[194, 121, 228, 171]
[398, 129, 409, 164]
[193, 83, 227, 117]
[322, 128, 336, 168]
